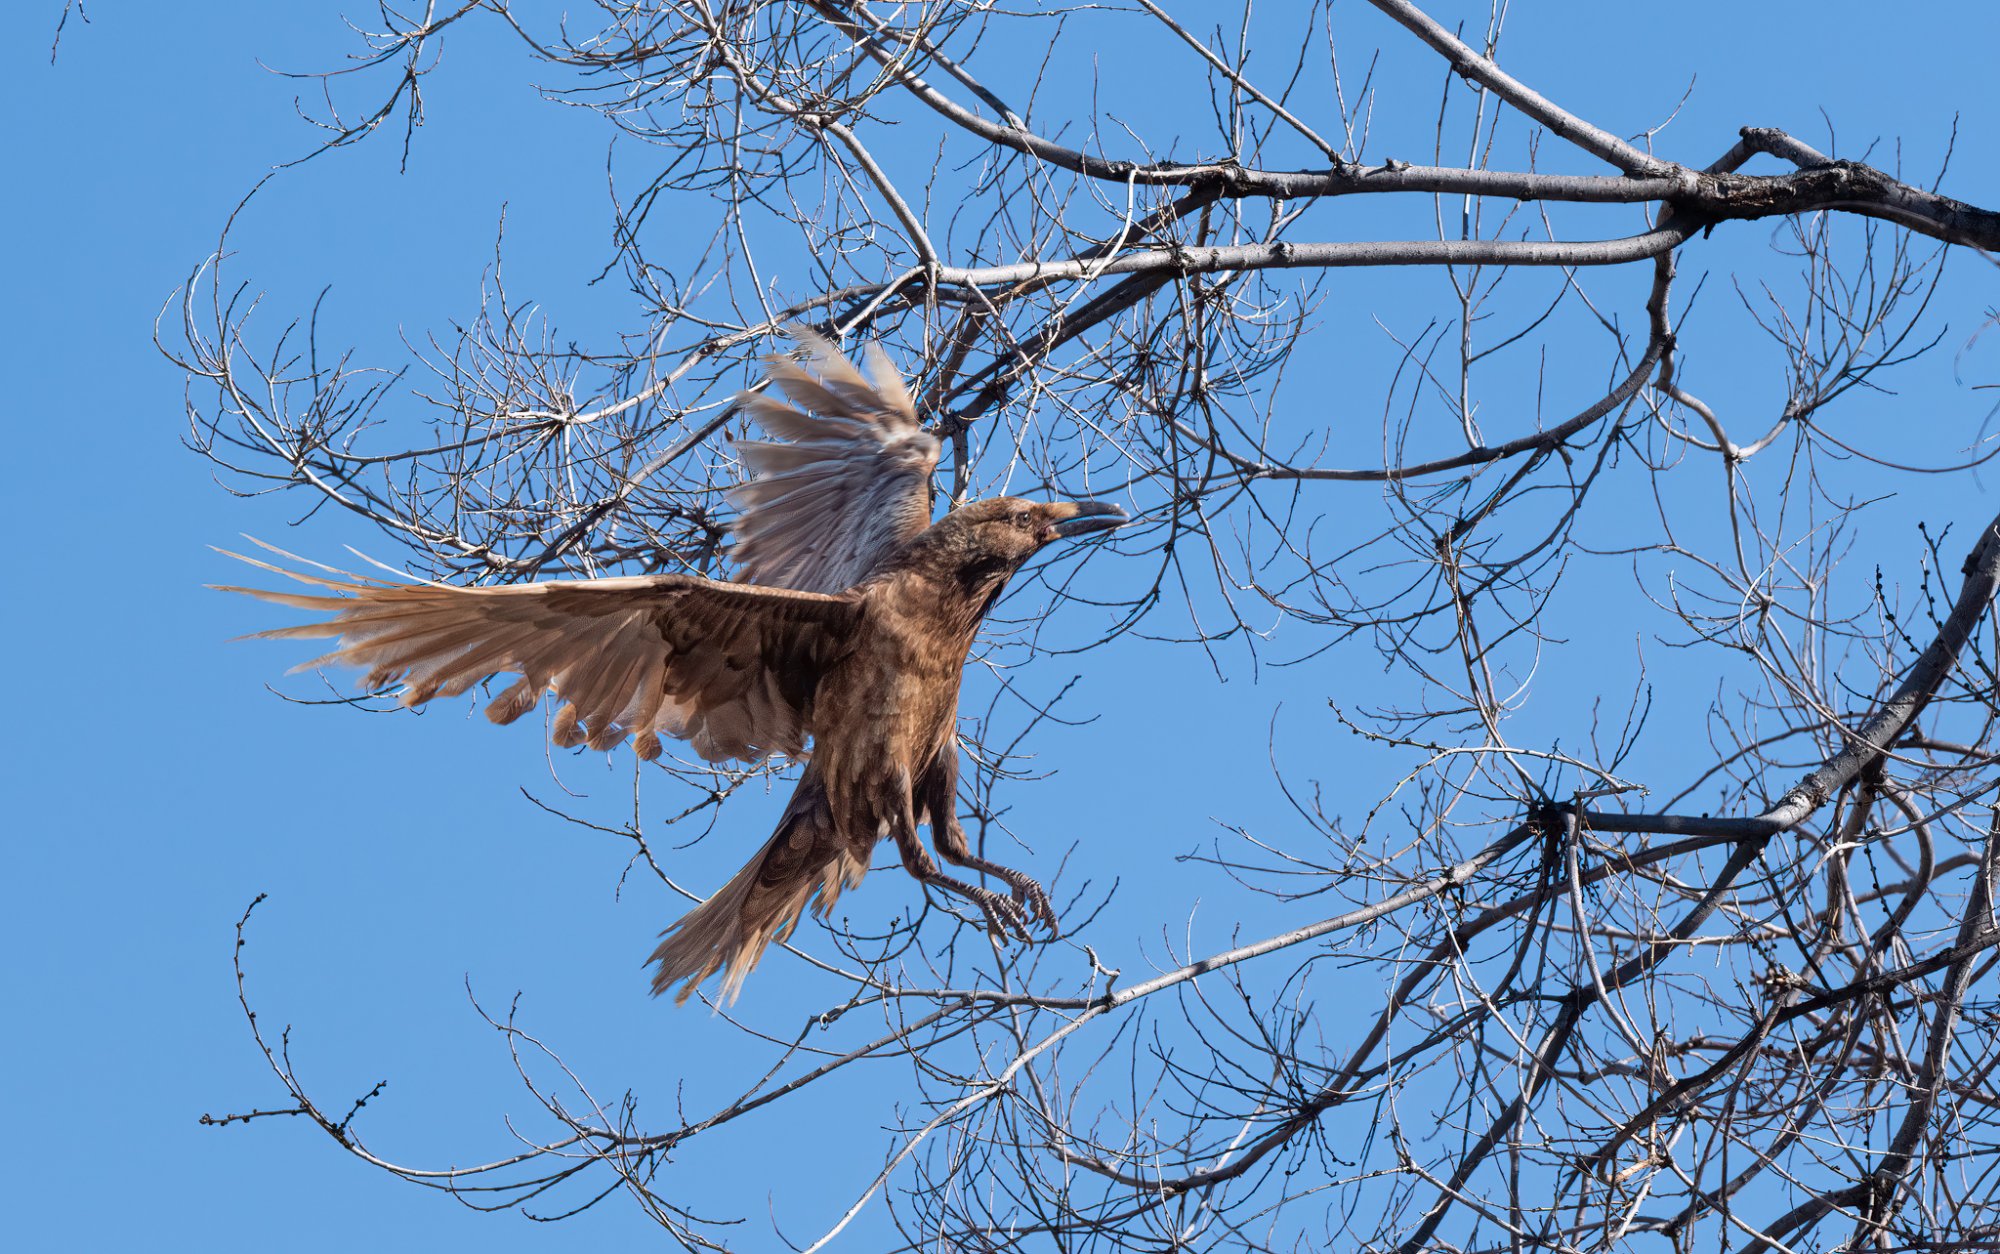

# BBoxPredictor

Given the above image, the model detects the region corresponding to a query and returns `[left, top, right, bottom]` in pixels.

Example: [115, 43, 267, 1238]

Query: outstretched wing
[729, 328, 940, 593]
[217, 544, 862, 764]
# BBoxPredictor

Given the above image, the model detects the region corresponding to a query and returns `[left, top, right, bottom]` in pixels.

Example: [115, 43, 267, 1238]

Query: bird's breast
[813, 618, 965, 805]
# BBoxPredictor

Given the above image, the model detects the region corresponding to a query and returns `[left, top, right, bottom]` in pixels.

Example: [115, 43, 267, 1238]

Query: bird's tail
[649, 775, 867, 1005]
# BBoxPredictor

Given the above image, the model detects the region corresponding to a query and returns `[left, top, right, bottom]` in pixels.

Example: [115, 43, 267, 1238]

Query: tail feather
[649, 777, 865, 1005]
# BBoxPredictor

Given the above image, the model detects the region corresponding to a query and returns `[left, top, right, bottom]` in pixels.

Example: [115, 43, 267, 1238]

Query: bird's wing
[217, 544, 862, 764]
[729, 328, 940, 593]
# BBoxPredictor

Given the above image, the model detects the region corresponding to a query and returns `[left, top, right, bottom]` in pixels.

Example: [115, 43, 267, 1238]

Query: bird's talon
[963, 886, 1032, 942]
[1001, 874, 1060, 938]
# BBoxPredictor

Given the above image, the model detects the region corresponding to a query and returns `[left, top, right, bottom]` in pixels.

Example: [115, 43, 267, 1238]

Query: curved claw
[918, 858, 1056, 943]
[965, 884, 1034, 942]
[1006, 876, 1061, 938]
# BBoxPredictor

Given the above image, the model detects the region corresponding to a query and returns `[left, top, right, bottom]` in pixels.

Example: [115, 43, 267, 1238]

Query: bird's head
[952, 495, 1127, 565]
[901, 495, 1128, 606]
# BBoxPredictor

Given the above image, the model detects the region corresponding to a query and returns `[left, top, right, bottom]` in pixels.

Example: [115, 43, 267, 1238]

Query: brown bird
[220, 331, 1128, 1003]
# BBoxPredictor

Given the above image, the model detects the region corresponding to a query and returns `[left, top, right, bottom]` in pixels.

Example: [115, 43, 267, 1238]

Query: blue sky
[5, 1, 1997, 1249]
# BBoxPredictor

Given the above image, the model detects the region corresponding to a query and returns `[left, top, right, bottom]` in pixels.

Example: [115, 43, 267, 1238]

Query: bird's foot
[923, 871, 1034, 942]
[999, 872, 1060, 939]
[949, 858, 1061, 939]
[964, 883, 1035, 942]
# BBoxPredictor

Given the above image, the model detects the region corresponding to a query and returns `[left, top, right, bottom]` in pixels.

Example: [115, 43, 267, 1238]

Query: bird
[219, 329, 1129, 1004]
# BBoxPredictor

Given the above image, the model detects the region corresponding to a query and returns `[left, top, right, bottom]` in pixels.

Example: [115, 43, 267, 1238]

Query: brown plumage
[220, 330, 1127, 1004]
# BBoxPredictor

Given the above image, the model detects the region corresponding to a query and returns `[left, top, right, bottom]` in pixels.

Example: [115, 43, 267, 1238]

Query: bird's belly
[814, 653, 959, 841]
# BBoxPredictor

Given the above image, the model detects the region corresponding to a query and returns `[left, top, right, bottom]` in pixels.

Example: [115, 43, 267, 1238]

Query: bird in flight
[220, 330, 1128, 1003]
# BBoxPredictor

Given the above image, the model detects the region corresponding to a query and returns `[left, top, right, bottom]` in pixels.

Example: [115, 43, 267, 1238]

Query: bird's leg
[886, 794, 1032, 941]
[929, 821, 1059, 937]
[894, 835, 1033, 941]
[916, 752, 1059, 937]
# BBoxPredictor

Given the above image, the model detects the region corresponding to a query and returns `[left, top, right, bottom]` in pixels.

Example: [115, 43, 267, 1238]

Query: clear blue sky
[5, 2, 1996, 1249]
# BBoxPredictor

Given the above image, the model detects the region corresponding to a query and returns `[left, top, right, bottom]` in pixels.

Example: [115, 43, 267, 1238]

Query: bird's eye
[1011, 511, 1033, 530]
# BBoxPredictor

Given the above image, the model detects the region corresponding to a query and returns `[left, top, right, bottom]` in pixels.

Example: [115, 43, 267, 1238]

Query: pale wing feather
[728, 329, 939, 594]
[217, 543, 860, 764]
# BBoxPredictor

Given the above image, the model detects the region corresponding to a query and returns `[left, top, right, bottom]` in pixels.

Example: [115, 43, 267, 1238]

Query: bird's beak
[1042, 500, 1129, 541]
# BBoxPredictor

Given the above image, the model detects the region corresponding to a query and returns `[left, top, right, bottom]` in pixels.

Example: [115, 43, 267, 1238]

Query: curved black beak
[1046, 500, 1129, 539]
